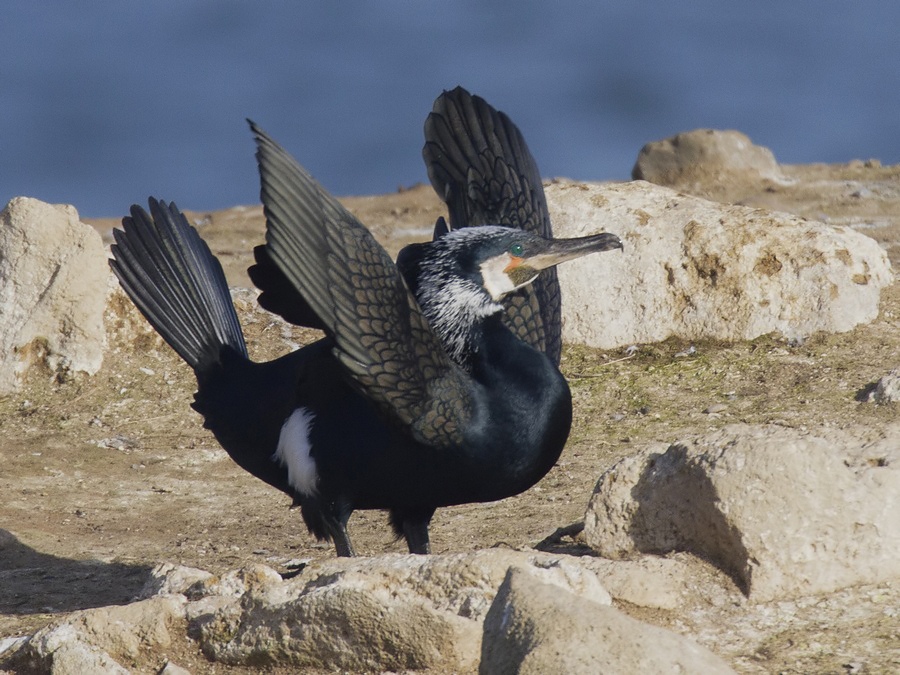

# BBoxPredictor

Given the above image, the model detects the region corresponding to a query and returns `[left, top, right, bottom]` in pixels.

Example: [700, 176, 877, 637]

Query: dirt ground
[2, 168, 899, 673]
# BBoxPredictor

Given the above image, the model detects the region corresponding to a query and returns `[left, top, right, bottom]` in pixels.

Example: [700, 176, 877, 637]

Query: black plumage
[109, 88, 621, 556]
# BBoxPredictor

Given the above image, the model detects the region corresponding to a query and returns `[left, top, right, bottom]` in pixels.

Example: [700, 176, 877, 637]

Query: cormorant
[109, 88, 622, 556]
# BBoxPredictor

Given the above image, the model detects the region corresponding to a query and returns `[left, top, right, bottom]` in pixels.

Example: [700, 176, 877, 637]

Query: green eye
[509, 243, 524, 256]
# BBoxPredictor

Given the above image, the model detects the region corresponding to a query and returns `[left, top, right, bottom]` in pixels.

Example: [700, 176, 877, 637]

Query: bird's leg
[403, 520, 431, 554]
[320, 501, 356, 557]
[298, 497, 357, 557]
[326, 519, 357, 557]
[389, 508, 435, 554]
[399, 509, 436, 554]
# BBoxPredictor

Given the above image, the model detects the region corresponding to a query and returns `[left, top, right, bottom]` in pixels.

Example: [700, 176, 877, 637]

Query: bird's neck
[415, 276, 502, 370]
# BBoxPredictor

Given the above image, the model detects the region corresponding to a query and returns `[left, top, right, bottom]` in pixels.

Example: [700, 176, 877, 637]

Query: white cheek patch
[273, 408, 318, 497]
[480, 254, 518, 300]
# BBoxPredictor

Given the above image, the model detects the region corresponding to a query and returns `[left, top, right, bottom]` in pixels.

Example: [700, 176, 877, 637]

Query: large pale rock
[138, 561, 214, 599]
[0, 197, 108, 392]
[18, 630, 129, 675]
[584, 424, 900, 601]
[10, 596, 185, 674]
[183, 563, 284, 599]
[632, 128, 790, 198]
[480, 566, 735, 674]
[548, 181, 893, 348]
[583, 555, 690, 611]
[190, 550, 611, 672]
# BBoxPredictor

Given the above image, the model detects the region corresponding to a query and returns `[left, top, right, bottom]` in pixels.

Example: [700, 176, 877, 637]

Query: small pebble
[159, 660, 192, 675]
[0, 637, 28, 657]
[95, 435, 137, 451]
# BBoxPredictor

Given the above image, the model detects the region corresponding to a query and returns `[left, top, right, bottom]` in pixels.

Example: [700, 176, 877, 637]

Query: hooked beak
[521, 231, 623, 271]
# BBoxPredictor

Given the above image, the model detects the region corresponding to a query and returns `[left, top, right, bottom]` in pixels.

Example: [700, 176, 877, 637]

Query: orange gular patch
[503, 255, 524, 273]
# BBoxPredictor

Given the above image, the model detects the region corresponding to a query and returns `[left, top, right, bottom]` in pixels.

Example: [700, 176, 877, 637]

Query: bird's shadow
[0, 529, 154, 615]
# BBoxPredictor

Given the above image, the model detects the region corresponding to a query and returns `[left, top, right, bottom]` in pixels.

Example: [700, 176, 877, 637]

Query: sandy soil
[2, 167, 899, 673]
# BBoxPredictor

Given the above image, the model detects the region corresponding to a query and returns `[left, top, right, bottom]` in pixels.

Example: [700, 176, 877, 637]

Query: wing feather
[422, 87, 562, 363]
[250, 121, 472, 446]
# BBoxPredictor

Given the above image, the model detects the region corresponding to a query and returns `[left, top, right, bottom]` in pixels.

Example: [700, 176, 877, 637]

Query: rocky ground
[1, 133, 899, 673]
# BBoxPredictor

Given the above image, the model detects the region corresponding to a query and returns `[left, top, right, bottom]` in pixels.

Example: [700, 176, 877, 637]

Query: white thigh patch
[274, 408, 318, 496]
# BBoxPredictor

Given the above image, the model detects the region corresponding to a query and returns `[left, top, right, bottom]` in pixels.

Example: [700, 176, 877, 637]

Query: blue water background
[2, 2, 898, 217]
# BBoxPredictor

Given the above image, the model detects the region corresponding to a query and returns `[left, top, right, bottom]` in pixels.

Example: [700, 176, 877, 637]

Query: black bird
[109, 89, 622, 556]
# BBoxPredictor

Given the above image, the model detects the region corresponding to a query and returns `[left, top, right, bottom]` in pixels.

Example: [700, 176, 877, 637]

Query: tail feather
[110, 198, 247, 371]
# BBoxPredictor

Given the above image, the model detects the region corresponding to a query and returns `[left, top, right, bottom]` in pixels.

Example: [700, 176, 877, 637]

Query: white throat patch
[479, 254, 518, 300]
[273, 408, 318, 497]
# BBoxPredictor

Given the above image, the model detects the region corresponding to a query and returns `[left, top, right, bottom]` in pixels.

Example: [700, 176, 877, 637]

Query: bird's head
[397, 225, 622, 366]
[427, 226, 623, 301]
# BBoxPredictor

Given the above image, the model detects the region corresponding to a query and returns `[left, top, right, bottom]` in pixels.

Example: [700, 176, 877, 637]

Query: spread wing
[422, 86, 562, 364]
[250, 121, 471, 446]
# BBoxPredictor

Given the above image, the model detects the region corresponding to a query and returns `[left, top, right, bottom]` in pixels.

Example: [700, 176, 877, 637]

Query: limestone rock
[870, 367, 900, 403]
[582, 555, 689, 611]
[632, 128, 790, 199]
[547, 181, 892, 348]
[0, 197, 108, 393]
[20, 631, 129, 675]
[480, 566, 735, 674]
[138, 561, 214, 599]
[584, 424, 900, 601]
[190, 550, 611, 672]
[185, 563, 283, 599]
[10, 596, 185, 673]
